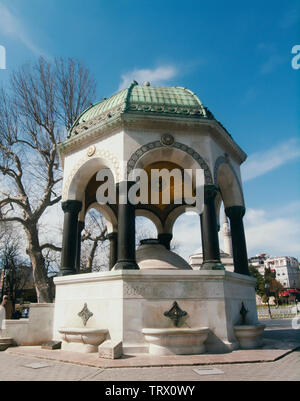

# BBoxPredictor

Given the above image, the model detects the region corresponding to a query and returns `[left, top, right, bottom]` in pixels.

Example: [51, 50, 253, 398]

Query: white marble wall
[53, 270, 258, 354]
[1, 303, 54, 345]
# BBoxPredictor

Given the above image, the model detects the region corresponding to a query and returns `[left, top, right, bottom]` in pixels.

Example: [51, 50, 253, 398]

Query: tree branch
[40, 243, 62, 252]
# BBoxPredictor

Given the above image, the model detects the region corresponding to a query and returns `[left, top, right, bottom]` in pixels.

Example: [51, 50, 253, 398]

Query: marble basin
[142, 327, 210, 355]
[234, 324, 265, 349]
[58, 327, 108, 353]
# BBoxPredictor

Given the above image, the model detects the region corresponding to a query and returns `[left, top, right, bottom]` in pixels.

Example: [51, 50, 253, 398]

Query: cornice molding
[58, 113, 247, 166]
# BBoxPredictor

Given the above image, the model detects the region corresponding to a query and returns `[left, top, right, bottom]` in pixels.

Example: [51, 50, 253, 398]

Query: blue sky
[0, 0, 299, 259]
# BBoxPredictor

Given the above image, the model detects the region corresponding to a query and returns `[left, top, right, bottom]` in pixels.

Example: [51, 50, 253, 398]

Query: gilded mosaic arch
[127, 140, 213, 184]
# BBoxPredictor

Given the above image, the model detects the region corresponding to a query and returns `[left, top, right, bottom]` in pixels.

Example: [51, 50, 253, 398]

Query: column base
[234, 267, 251, 276]
[200, 261, 225, 271]
[59, 268, 76, 276]
[113, 260, 140, 270]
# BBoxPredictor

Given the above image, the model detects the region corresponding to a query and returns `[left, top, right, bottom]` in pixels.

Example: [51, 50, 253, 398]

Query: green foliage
[249, 265, 283, 305]
[249, 265, 265, 297]
[261, 294, 269, 304]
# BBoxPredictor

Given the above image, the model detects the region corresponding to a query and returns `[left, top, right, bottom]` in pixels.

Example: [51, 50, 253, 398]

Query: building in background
[222, 214, 232, 257]
[248, 254, 300, 289]
[248, 253, 269, 275]
[264, 256, 299, 289]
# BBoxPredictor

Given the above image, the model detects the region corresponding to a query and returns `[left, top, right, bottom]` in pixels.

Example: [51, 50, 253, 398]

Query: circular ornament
[161, 134, 174, 146]
[87, 145, 96, 157]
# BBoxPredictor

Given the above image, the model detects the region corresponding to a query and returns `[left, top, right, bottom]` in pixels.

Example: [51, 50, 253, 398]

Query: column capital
[225, 205, 246, 220]
[61, 200, 82, 214]
[204, 185, 219, 203]
[107, 232, 118, 240]
[158, 233, 173, 250]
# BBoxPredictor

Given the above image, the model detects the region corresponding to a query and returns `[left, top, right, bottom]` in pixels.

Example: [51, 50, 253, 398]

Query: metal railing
[257, 305, 299, 319]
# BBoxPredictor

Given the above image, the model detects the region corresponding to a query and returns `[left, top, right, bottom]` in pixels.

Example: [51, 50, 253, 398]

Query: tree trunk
[87, 240, 98, 272]
[25, 225, 53, 303]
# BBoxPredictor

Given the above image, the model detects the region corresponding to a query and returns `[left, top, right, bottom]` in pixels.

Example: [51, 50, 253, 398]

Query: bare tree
[0, 225, 32, 314]
[135, 216, 157, 247]
[80, 210, 108, 272]
[0, 57, 96, 302]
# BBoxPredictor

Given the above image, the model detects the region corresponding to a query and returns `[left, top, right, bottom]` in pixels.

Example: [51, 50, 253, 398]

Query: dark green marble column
[158, 233, 173, 250]
[114, 181, 139, 270]
[107, 232, 118, 270]
[75, 221, 85, 273]
[200, 185, 224, 270]
[225, 205, 250, 275]
[61, 200, 82, 276]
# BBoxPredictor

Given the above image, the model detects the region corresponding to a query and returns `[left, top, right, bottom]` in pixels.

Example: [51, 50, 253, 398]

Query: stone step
[0, 337, 14, 344]
[0, 337, 15, 351]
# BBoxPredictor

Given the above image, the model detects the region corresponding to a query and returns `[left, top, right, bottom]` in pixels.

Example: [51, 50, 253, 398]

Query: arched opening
[135, 210, 163, 235]
[135, 215, 158, 247]
[86, 202, 117, 234]
[66, 157, 117, 202]
[80, 208, 109, 272]
[215, 161, 249, 275]
[171, 209, 201, 263]
[68, 162, 118, 273]
[129, 145, 206, 259]
[216, 163, 244, 208]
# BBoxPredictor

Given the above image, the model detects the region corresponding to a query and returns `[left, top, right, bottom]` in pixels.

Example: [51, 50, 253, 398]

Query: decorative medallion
[127, 140, 213, 184]
[161, 134, 174, 146]
[78, 303, 93, 326]
[164, 301, 187, 327]
[87, 145, 96, 157]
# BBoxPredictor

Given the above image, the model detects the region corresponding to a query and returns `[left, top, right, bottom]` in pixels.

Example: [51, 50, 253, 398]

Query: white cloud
[0, 2, 45, 56]
[118, 65, 177, 90]
[257, 43, 285, 75]
[241, 138, 300, 181]
[172, 213, 201, 261]
[244, 205, 300, 258]
[260, 53, 284, 74]
[280, 7, 299, 29]
[38, 202, 63, 247]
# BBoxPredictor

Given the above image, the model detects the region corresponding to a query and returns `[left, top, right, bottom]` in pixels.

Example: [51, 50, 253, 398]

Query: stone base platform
[53, 270, 260, 355]
[6, 340, 300, 369]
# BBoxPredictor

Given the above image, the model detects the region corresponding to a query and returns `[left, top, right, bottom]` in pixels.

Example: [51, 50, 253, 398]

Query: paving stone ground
[0, 348, 299, 381]
[0, 319, 299, 382]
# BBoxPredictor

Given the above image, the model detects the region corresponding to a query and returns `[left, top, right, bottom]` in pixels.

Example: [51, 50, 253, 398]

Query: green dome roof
[67, 82, 215, 140]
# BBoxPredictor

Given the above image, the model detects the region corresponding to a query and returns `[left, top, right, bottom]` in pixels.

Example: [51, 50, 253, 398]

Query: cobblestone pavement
[0, 348, 299, 381]
[0, 319, 299, 382]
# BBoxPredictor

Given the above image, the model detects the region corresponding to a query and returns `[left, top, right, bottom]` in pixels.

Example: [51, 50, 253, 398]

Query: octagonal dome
[67, 81, 215, 140]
